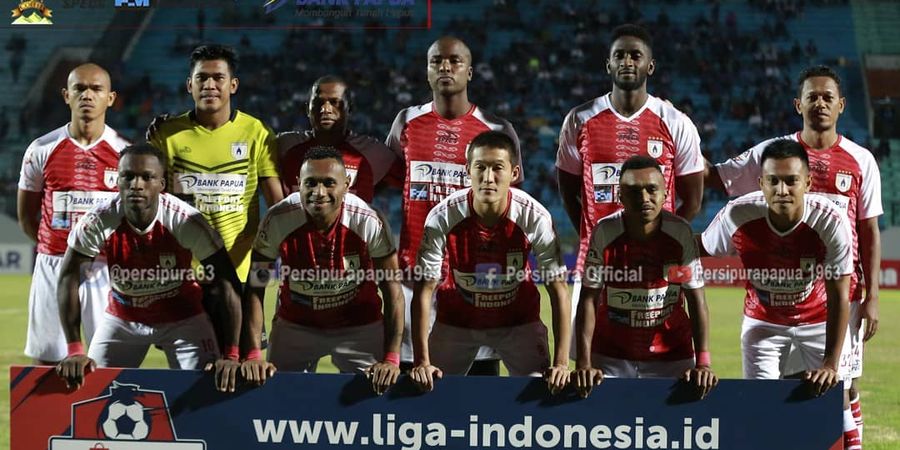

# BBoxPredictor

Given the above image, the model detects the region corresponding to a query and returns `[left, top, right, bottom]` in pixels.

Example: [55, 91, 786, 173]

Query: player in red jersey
[386, 36, 522, 374]
[17, 63, 130, 365]
[55, 144, 243, 392]
[556, 24, 704, 338]
[706, 66, 879, 445]
[409, 131, 570, 394]
[241, 148, 404, 395]
[573, 156, 716, 399]
[701, 140, 859, 449]
[278, 75, 396, 202]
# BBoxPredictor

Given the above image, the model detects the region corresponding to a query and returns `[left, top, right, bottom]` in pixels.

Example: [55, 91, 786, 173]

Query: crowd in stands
[1, 0, 867, 228]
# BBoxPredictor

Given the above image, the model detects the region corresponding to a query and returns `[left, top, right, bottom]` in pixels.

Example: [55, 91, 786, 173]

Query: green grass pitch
[1, 276, 897, 448]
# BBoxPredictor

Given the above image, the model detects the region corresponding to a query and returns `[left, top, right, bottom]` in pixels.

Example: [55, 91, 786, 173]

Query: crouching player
[573, 156, 717, 399]
[410, 131, 571, 394]
[56, 144, 243, 391]
[241, 147, 404, 396]
[699, 140, 857, 447]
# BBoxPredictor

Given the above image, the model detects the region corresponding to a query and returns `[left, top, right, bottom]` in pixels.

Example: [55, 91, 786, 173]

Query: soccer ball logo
[95, 383, 153, 441]
[102, 400, 150, 440]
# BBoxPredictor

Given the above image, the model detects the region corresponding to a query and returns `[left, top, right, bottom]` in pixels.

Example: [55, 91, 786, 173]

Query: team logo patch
[647, 139, 663, 158]
[342, 254, 360, 271]
[835, 173, 852, 193]
[159, 253, 176, 269]
[231, 142, 248, 160]
[800, 258, 816, 275]
[104, 169, 118, 189]
[49, 381, 206, 448]
[507, 252, 523, 269]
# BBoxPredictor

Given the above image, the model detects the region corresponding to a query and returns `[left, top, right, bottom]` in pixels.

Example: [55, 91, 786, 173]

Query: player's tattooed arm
[56, 248, 97, 389]
[859, 217, 880, 341]
[544, 279, 572, 395]
[16, 189, 41, 243]
[201, 248, 244, 392]
[410, 279, 442, 392]
[240, 253, 277, 387]
[557, 169, 583, 234]
[572, 286, 603, 399]
[674, 172, 703, 221]
[367, 253, 404, 395]
[682, 287, 718, 399]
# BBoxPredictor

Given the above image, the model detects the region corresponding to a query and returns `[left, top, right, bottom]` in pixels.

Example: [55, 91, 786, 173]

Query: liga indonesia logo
[49, 381, 206, 449]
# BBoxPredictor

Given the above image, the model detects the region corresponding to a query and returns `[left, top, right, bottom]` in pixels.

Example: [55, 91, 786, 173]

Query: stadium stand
[0, 0, 888, 243]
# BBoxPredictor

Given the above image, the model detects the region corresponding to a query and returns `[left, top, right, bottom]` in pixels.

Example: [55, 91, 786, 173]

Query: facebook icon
[115, 0, 150, 7]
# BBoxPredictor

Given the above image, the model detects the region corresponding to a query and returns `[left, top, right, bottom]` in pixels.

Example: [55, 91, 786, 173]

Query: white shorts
[400, 282, 499, 363]
[593, 354, 695, 378]
[88, 312, 218, 369]
[429, 320, 550, 376]
[838, 301, 864, 379]
[268, 319, 382, 374]
[784, 302, 864, 381]
[25, 253, 110, 362]
[741, 315, 852, 380]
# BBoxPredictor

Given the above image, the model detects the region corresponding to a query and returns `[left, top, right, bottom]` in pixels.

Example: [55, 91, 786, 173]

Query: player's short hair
[611, 24, 653, 51]
[310, 75, 353, 113]
[302, 146, 345, 169]
[760, 139, 810, 172]
[190, 44, 239, 76]
[466, 131, 519, 166]
[620, 155, 662, 179]
[797, 65, 841, 98]
[120, 143, 166, 168]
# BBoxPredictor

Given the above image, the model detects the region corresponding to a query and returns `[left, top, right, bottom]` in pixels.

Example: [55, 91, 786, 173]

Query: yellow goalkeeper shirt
[151, 109, 278, 282]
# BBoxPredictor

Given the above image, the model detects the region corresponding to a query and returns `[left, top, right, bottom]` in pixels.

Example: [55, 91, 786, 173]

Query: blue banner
[11, 366, 842, 449]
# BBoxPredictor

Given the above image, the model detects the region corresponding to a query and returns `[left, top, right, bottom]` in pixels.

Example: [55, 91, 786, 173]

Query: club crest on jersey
[835, 173, 852, 193]
[159, 253, 176, 269]
[104, 169, 118, 189]
[507, 252, 523, 269]
[231, 142, 249, 160]
[342, 255, 360, 271]
[647, 139, 663, 158]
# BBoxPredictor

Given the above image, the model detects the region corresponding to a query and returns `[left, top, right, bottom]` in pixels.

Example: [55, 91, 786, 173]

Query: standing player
[241, 148, 404, 396]
[278, 75, 396, 202]
[556, 24, 704, 329]
[148, 44, 283, 284]
[573, 156, 716, 399]
[700, 140, 858, 448]
[55, 144, 243, 393]
[409, 131, 570, 393]
[707, 66, 880, 443]
[17, 63, 129, 365]
[148, 45, 283, 348]
[386, 36, 522, 374]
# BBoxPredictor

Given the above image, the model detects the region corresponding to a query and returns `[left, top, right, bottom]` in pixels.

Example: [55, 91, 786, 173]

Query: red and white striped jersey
[277, 130, 396, 202]
[68, 193, 224, 325]
[254, 192, 395, 329]
[386, 102, 522, 271]
[715, 133, 883, 301]
[18, 124, 130, 256]
[417, 188, 566, 329]
[556, 94, 704, 272]
[583, 210, 704, 361]
[701, 192, 854, 326]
